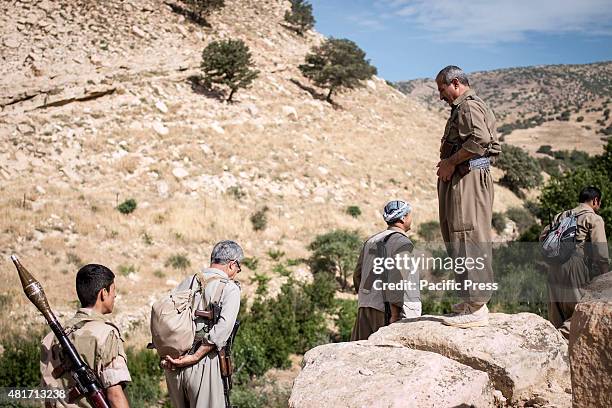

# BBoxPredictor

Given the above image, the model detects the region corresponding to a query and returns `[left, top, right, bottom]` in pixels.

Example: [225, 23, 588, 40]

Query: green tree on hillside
[183, 0, 224, 15]
[494, 144, 543, 198]
[308, 229, 362, 290]
[539, 140, 612, 237]
[200, 39, 260, 102]
[299, 38, 377, 103]
[284, 0, 315, 35]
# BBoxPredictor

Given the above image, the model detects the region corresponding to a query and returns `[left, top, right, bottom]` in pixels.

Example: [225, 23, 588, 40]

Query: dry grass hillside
[397, 62, 612, 156]
[0, 0, 522, 343]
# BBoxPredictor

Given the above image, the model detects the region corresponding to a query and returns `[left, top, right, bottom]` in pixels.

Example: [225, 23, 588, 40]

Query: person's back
[40, 264, 131, 408]
[351, 200, 421, 341]
[162, 240, 243, 408]
[542, 187, 609, 338]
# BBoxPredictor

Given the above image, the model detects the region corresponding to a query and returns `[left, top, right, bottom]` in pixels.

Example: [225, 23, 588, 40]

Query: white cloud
[377, 0, 612, 43]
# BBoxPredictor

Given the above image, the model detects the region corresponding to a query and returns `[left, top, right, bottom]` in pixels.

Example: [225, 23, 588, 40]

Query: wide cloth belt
[468, 157, 490, 170]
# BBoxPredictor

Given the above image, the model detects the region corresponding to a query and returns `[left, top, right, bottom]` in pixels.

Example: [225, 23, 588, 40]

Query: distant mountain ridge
[396, 62, 612, 153]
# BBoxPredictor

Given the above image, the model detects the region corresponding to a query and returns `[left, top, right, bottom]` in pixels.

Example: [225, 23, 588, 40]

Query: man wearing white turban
[350, 200, 421, 341]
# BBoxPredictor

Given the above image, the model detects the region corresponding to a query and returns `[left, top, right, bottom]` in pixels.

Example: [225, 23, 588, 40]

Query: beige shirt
[40, 308, 131, 408]
[441, 89, 501, 158]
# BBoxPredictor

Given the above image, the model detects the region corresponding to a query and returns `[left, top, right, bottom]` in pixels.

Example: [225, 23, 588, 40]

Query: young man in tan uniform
[540, 186, 609, 339]
[162, 240, 243, 408]
[351, 200, 421, 341]
[41, 264, 131, 408]
[435, 65, 501, 328]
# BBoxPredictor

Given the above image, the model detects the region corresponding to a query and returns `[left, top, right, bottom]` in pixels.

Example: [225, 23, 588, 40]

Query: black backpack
[540, 210, 587, 264]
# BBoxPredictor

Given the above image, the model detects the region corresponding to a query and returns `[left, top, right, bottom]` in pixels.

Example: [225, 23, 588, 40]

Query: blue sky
[309, 0, 612, 81]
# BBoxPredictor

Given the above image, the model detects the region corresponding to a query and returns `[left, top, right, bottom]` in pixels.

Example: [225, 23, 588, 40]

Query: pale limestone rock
[569, 272, 612, 408]
[155, 100, 168, 113]
[152, 121, 169, 136]
[370, 313, 571, 406]
[282, 105, 298, 120]
[156, 181, 169, 198]
[172, 167, 189, 179]
[289, 341, 495, 408]
[210, 122, 225, 134]
[131, 25, 146, 38]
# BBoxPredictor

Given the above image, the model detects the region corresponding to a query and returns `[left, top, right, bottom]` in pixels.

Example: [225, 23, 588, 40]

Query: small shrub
[576, 116, 584, 122]
[418, 220, 442, 242]
[242, 257, 259, 271]
[250, 273, 271, 296]
[250, 207, 269, 231]
[284, 0, 315, 35]
[299, 38, 377, 103]
[286, 258, 302, 266]
[273, 263, 291, 277]
[165, 254, 191, 270]
[267, 249, 285, 261]
[142, 232, 153, 246]
[308, 229, 361, 291]
[0, 331, 44, 387]
[125, 348, 164, 407]
[345, 205, 362, 218]
[153, 270, 165, 279]
[333, 299, 357, 342]
[494, 144, 543, 197]
[200, 39, 260, 102]
[492, 212, 507, 234]
[117, 198, 137, 214]
[227, 186, 245, 200]
[118, 264, 136, 276]
[536, 145, 553, 156]
[505, 207, 536, 234]
[66, 252, 82, 266]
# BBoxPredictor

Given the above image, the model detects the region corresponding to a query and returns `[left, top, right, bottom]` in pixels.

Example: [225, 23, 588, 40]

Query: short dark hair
[76, 264, 115, 308]
[578, 186, 602, 203]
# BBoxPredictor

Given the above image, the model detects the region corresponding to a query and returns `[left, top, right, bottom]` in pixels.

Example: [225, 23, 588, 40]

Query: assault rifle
[219, 320, 240, 408]
[11, 255, 110, 408]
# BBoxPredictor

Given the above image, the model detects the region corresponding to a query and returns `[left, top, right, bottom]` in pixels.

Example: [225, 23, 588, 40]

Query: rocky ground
[1, 0, 523, 342]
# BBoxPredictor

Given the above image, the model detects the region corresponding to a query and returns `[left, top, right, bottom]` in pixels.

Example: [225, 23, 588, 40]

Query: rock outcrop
[370, 313, 571, 405]
[290, 313, 572, 407]
[569, 272, 612, 408]
[289, 341, 495, 408]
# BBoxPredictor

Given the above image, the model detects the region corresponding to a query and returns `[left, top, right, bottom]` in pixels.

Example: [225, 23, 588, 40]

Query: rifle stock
[11, 255, 110, 408]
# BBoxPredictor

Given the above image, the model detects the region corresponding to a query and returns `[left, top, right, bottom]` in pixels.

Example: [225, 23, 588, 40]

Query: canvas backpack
[541, 209, 588, 264]
[150, 273, 226, 359]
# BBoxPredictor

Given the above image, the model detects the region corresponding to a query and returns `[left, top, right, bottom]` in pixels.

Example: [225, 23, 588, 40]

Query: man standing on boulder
[435, 65, 501, 328]
[351, 200, 421, 341]
[540, 186, 609, 339]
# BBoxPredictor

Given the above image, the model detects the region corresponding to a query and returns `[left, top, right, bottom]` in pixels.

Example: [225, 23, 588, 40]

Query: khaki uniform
[165, 267, 241, 408]
[351, 227, 420, 341]
[541, 203, 609, 337]
[438, 89, 501, 305]
[40, 308, 131, 408]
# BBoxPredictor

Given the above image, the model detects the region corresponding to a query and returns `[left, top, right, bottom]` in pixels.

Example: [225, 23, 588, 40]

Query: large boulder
[569, 272, 612, 408]
[370, 313, 571, 406]
[289, 341, 495, 408]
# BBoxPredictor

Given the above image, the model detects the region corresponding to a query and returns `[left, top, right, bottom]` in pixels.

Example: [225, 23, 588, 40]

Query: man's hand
[436, 158, 456, 182]
[162, 344, 215, 370]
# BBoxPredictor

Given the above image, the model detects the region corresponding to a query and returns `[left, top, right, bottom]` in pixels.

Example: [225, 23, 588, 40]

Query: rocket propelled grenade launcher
[11, 255, 110, 408]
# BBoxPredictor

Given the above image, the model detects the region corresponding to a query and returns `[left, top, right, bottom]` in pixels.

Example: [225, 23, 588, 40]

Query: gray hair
[436, 65, 470, 86]
[210, 240, 244, 264]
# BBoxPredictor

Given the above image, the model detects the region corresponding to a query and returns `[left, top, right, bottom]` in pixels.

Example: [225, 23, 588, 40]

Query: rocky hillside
[0, 0, 523, 341]
[396, 62, 612, 155]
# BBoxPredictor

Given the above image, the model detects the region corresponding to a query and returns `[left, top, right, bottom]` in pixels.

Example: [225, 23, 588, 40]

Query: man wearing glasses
[162, 240, 243, 408]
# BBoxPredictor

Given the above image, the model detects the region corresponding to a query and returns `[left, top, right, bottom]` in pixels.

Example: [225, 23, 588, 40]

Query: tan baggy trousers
[165, 352, 226, 408]
[438, 168, 494, 304]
